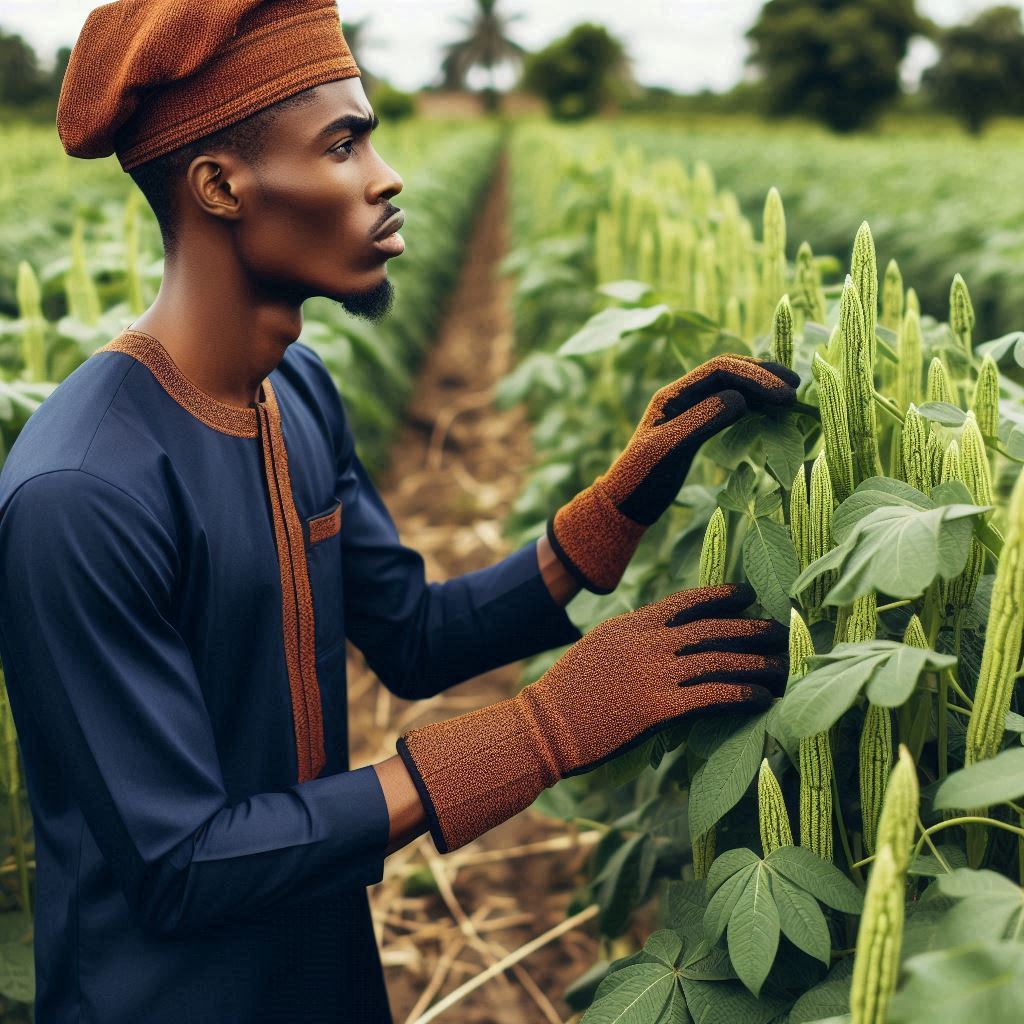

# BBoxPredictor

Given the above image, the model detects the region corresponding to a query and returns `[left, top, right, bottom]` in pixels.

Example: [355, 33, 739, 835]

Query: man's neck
[128, 254, 303, 408]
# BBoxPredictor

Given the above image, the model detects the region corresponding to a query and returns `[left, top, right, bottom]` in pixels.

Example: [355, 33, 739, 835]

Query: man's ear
[184, 153, 248, 224]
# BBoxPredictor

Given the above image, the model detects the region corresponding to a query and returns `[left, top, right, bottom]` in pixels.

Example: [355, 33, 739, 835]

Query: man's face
[211, 78, 404, 321]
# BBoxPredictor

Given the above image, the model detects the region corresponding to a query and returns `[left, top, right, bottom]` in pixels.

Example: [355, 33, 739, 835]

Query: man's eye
[330, 139, 355, 157]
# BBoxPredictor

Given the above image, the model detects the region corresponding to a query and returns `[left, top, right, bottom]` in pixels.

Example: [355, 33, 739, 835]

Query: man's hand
[547, 355, 800, 594]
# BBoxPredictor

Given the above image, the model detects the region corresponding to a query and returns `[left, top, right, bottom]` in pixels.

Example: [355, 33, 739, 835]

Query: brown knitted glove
[548, 355, 800, 594]
[396, 583, 787, 853]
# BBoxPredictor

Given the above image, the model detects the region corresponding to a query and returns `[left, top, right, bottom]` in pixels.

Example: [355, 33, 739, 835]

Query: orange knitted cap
[57, 0, 361, 172]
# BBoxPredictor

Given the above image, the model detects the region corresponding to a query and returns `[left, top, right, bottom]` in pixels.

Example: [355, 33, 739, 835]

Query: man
[0, 1, 799, 1021]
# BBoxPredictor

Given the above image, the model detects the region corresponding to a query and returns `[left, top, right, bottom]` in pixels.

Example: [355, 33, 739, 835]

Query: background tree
[746, 0, 930, 132]
[922, 5, 1024, 134]
[439, 0, 529, 114]
[521, 23, 634, 121]
[0, 30, 50, 107]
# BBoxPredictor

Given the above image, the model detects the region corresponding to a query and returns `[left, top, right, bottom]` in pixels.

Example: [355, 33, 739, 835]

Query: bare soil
[346, 152, 602, 1024]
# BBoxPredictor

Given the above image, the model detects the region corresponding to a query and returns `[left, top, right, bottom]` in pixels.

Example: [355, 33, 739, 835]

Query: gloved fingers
[671, 616, 788, 656]
[653, 582, 757, 629]
[672, 651, 789, 693]
[654, 355, 799, 425]
[670, 680, 774, 717]
[616, 391, 748, 523]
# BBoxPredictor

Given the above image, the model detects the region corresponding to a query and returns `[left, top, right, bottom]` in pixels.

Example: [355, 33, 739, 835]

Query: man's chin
[334, 277, 395, 322]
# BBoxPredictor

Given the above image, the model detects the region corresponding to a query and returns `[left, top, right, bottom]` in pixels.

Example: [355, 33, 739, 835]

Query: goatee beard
[337, 277, 395, 322]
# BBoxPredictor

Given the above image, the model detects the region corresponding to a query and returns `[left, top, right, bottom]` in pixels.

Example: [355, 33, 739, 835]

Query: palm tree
[439, 0, 529, 114]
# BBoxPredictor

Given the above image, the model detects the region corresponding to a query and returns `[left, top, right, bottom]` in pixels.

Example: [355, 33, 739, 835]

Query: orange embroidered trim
[309, 504, 342, 545]
[258, 380, 326, 784]
[93, 331, 262, 438]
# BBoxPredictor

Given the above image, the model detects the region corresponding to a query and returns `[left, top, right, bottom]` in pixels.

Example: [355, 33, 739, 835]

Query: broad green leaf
[580, 962, 677, 1024]
[766, 846, 864, 913]
[597, 280, 655, 303]
[934, 748, 1024, 809]
[908, 844, 968, 877]
[976, 330, 1024, 368]
[597, 834, 656, 937]
[681, 945, 735, 980]
[788, 957, 854, 1024]
[706, 848, 761, 896]
[728, 863, 780, 997]
[770, 871, 831, 965]
[704, 863, 757, 945]
[941, 894, 1022, 946]
[761, 413, 806, 486]
[559, 304, 671, 356]
[818, 504, 985, 604]
[779, 642, 956, 736]
[663, 880, 707, 946]
[936, 869, 1021, 899]
[645, 930, 684, 970]
[916, 401, 967, 426]
[653, 982, 692, 1024]
[832, 477, 933, 541]
[688, 712, 769, 839]
[717, 462, 757, 515]
[887, 942, 1024, 1023]
[743, 517, 800, 622]
[565, 960, 614, 1013]
[680, 976, 787, 1024]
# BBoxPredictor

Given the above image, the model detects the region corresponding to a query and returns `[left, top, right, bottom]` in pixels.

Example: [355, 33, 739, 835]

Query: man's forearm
[374, 755, 428, 855]
[536, 534, 582, 607]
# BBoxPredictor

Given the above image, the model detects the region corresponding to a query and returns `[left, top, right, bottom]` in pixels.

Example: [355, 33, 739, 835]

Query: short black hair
[127, 87, 319, 259]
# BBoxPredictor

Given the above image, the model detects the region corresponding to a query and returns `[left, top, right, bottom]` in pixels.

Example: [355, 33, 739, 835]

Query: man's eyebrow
[314, 112, 380, 142]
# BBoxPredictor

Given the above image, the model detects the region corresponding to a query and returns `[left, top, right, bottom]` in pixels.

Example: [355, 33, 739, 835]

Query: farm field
[1, 112, 1024, 1022]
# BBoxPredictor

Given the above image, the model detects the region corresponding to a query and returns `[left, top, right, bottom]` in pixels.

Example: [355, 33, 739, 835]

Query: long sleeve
[0, 469, 390, 940]
[336, 410, 583, 702]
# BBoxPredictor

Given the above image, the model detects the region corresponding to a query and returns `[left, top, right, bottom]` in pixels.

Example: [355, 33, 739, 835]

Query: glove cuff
[396, 693, 562, 854]
[549, 480, 647, 595]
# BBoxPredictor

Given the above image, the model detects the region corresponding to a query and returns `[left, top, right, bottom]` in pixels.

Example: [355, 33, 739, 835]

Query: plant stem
[831, 758, 863, 886]
[911, 815, 1024, 863]
[873, 389, 905, 425]
[919, 817, 952, 872]
[876, 599, 914, 613]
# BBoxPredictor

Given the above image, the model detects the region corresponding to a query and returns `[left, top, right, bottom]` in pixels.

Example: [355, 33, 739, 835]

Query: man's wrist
[536, 533, 582, 607]
[373, 754, 428, 856]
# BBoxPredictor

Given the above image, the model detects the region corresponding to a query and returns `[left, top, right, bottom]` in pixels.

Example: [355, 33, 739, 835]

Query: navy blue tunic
[0, 329, 582, 1023]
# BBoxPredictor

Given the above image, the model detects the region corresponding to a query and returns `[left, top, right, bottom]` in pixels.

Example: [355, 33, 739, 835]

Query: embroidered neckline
[93, 330, 275, 438]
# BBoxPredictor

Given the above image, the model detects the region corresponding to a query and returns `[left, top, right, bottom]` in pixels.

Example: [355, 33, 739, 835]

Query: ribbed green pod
[927, 357, 956, 407]
[698, 508, 728, 588]
[839, 277, 881, 485]
[66, 216, 102, 327]
[852, 222, 878, 369]
[692, 828, 716, 881]
[950, 273, 975, 358]
[847, 591, 878, 644]
[850, 843, 905, 1024]
[771, 294, 794, 369]
[812, 353, 855, 502]
[906, 287, 920, 316]
[925, 429, 944, 493]
[790, 466, 811, 574]
[760, 187, 786, 332]
[859, 704, 893, 856]
[960, 411, 994, 511]
[938, 439, 983, 614]
[758, 758, 794, 856]
[790, 608, 815, 678]
[971, 354, 1000, 441]
[794, 240, 825, 326]
[807, 451, 837, 622]
[880, 259, 903, 332]
[965, 468, 1024, 765]
[900, 405, 928, 492]
[15, 260, 47, 383]
[896, 307, 923, 414]
[799, 732, 834, 862]
[872, 749, 921, 876]
[903, 615, 927, 649]
[826, 324, 843, 369]
[696, 236, 720, 323]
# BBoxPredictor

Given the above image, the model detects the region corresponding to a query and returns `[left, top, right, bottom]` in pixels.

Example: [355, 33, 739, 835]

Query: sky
[3, 0, 1005, 93]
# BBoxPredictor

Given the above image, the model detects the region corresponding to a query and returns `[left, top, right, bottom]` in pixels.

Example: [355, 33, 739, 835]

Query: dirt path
[346, 153, 601, 1024]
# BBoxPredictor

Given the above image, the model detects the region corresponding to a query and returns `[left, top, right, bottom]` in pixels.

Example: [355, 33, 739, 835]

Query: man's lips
[373, 210, 405, 240]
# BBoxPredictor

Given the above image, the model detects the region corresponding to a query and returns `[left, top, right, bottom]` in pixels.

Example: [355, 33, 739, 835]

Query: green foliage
[922, 5, 1024, 134]
[521, 23, 632, 120]
[746, 0, 928, 131]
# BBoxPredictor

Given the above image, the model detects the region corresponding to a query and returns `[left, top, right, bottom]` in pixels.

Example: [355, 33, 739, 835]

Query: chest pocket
[304, 499, 344, 658]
